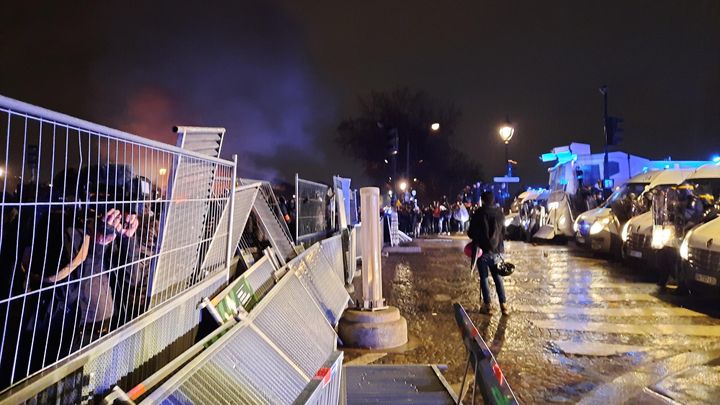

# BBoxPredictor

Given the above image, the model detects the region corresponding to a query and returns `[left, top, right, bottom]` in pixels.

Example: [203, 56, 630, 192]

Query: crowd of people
[392, 183, 507, 237]
[0, 165, 160, 388]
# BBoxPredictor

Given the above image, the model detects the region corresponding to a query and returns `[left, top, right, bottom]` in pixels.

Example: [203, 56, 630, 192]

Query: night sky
[1, 1, 718, 187]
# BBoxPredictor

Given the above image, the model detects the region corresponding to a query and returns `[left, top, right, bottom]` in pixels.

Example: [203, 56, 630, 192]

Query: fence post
[338, 187, 407, 349]
[360, 187, 386, 310]
[295, 172, 299, 244]
[225, 154, 238, 281]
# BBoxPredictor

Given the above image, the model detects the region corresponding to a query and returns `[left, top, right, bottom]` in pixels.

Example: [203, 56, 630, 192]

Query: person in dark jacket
[468, 191, 510, 315]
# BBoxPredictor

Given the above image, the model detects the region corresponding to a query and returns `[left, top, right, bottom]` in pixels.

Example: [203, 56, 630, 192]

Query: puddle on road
[433, 294, 452, 302]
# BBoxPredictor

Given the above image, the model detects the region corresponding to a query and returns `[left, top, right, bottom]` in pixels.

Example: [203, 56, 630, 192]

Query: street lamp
[431, 122, 440, 131]
[498, 118, 515, 176]
[399, 181, 407, 192]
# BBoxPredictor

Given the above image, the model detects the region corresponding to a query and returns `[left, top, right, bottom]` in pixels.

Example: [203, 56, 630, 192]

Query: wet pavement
[344, 236, 720, 404]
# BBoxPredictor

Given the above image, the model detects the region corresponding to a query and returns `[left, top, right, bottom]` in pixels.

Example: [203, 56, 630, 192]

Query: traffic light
[386, 128, 399, 155]
[605, 116, 624, 146]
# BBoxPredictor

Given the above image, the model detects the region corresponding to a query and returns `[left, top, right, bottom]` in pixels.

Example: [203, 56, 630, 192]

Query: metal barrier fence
[453, 303, 518, 405]
[295, 174, 329, 244]
[141, 267, 338, 404]
[333, 175, 352, 229]
[0, 95, 237, 394]
[295, 243, 350, 326]
[292, 351, 343, 405]
[348, 188, 359, 226]
[239, 179, 296, 264]
[208, 254, 277, 323]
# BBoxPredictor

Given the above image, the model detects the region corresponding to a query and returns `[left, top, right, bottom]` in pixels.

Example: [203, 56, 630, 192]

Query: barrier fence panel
[296, 174, 329, 244]
[348, 188, 359, 226]
[333, 175, 352, 229]
[319, 234, 346, 287]
[239, 179, 296, 264]
[453, 303, 518, 405]
[210, 254, 277, 323]
[141, 267, 338, 405]
[292, 351, 343, 405]
[197, 183, 259, 278]
[295, 243, 350, 326]
[0, 95, 236, 393]
[149, 127, 233, 305]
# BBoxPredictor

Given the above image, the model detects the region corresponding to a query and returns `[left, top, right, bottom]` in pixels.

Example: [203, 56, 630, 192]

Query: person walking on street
[468, 191, 510, 315]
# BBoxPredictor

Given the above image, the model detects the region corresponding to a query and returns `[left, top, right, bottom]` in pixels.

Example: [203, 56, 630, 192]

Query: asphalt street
[346, 236, 720, 404]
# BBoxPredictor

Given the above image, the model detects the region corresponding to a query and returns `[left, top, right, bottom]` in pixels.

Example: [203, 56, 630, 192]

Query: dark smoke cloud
[1, 1, 362, 184]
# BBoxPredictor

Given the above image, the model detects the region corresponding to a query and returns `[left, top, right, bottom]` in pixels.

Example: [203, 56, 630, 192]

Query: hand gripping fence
[0, 94, 239, 396]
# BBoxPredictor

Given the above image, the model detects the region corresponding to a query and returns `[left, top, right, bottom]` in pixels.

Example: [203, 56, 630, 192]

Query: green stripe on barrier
[215, 277, 258, 322]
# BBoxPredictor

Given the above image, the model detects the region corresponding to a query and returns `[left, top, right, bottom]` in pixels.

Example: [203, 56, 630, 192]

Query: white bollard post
[360, 187, 386, 310]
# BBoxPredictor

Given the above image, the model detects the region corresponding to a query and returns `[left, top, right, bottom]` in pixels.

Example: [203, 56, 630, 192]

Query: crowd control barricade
[294, 243, 350, 327]
[140, 267, 338, 404]
[332, 175, 352, 229]
[197, 183, 259, 282]
[149, 127, 233, 304]
[348, 188, 359, 226]
[207, 254, 277, 323]
[292, 351, 343, 405]
[239, 178, 296, 265]
[295, 174, 329, 245]
[319, 234, 346, 286]
[453, 303, 518, 405]
[0, 95, 238, 400]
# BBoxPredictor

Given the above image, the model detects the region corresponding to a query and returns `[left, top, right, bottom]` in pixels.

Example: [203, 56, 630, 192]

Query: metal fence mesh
[295, 244, 349, 326]
[147, 323, 307, 405]
[0, 95, 234, 394]
[198, 184, 259, 276]
[250, 273, 336, 378]
[295, 175, 328, 243]
[239, 179, 295, 263]
[319, 234, 344, 283]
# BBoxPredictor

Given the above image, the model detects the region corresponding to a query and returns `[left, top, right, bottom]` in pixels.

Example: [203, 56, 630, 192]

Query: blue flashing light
[541, 153, 557, 162]
[712, 155, 720, 163]
[555, 150, 573, 161]
[557, 153, 577, 164]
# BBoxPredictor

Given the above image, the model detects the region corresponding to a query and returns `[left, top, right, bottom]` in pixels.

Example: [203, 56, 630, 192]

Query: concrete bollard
[360, 187, 386, 310]
[338, 187, 407, 349]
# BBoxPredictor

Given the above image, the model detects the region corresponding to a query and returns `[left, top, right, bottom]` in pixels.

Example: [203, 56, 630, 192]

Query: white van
[620, 168, 695, 268]
[679, 215, 720, 293]
[575, 170, 662, 256]
[649, 163, 720, 286]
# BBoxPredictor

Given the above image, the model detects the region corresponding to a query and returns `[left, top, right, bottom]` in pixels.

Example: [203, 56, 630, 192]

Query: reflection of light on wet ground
[372, 239, 720, 403]
[515, 305, 703, 317]
[579, 349, 720, 404]
[533, 319, 720, 336]
[391, 261, 415, 309]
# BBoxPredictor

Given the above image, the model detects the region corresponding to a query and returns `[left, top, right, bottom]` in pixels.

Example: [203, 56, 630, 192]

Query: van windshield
[603, 182, 647, 208]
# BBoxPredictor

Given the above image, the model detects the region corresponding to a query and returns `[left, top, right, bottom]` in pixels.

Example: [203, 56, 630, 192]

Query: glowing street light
[399, 181, 407, 192]
[498, 117, 515, 177]
[499, 125, 514, 144]
[430, 122, 440, 131]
